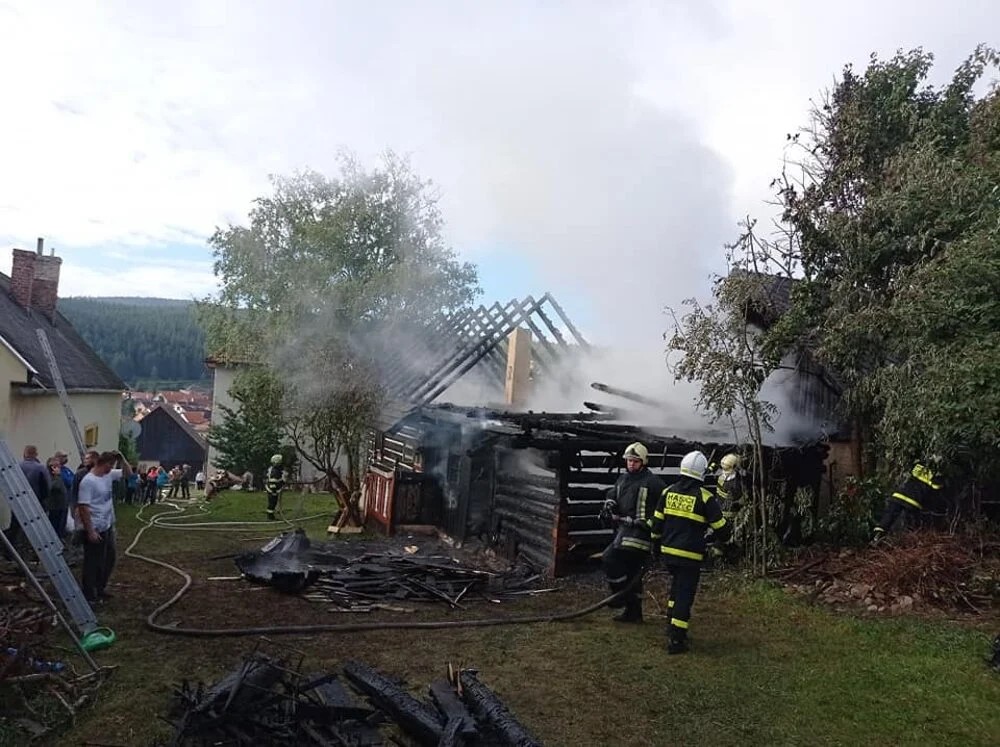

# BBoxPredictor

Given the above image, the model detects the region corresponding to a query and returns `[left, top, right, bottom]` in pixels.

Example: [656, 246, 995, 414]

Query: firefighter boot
[613, 598, 643, 624]
[667, 627, 689, 655]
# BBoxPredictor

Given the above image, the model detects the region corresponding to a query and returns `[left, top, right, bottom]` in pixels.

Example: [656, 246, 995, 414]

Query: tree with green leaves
[667, 229, 783, 573]
[760, 45, 1000, 487]
[669, 44, 1000, 560]
[199, 152, 480, 494]
[206, 368, 283, 485]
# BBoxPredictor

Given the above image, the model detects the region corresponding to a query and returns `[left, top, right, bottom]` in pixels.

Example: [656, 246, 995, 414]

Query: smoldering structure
[361, 293, 847, 576]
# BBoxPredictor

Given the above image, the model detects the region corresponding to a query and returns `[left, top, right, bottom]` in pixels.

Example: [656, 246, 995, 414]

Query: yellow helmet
[720, 453, 741, 472]
[271, 454, 283, 465]
[623, 442, 648, 465]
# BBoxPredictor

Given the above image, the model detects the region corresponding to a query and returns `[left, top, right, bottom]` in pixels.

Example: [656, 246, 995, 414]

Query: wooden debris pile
[1, 580, 111, 741]
[305, 554, 550, 613]
[776, 529, 999, 615]
[235, 531, 552, 612]
[163, 647, 542, 746]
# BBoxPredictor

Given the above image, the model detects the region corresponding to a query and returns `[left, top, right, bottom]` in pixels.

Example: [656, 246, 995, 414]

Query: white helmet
[720, 453, 741, 472]
[680, 450, 708, 481]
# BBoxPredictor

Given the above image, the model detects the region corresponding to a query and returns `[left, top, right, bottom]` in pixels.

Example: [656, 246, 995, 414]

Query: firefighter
[707, 452, 743, 561]
[265, 454, 285, 521]
[599, 442, 665, 623]
[715, 453, 744, 518]
[872, 461, 944, 542]
[649, 450, 730, 654]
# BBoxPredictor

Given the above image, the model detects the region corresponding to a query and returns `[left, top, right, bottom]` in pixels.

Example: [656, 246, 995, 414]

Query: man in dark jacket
[600, 442, 665, 623]
[3, 445, 50, 556]
[649, 450, 731, 654]
[19, 445, 50, 506]
[45, 457, 69, 539]
[5, 445, 51, 556]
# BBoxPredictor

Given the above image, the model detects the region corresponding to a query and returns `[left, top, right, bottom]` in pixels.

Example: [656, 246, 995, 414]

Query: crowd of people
[0, 445, 207, 606]
[133, 463, 205, 504]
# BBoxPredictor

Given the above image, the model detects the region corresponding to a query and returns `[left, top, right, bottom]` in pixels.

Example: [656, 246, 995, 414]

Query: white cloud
[0, 0, 994, 335]
[58, 258, 217, 299]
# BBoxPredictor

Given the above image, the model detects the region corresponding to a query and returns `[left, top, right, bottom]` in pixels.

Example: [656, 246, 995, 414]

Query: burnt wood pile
[235, 530, 551, 612]
[163, 649, 542, 746]
[304, 555, 548, 612]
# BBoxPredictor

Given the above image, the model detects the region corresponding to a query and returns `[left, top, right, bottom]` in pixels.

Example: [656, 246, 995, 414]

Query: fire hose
[125, 502, 645, 637]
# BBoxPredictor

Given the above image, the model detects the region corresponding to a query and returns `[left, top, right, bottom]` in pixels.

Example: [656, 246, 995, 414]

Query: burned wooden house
[366, 404, 827, 575]
[361, 294, 829, 576]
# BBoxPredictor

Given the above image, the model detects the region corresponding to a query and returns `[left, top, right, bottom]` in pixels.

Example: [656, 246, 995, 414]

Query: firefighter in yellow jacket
[649, 450, 730, 654]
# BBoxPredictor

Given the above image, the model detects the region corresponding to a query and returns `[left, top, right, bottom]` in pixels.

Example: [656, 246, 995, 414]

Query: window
[84, 423, 99, 448]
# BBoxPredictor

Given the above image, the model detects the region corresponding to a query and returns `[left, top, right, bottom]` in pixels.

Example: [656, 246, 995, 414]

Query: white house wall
[207, 364, 239, 469]
[0, 344, 29, 440]
[7, 391, 122, 459]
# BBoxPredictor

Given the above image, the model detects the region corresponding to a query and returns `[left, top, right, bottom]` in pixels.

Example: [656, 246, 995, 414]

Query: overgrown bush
[817, 476, 885, 545]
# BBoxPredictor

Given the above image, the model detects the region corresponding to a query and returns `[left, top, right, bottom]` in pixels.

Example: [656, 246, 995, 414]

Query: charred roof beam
[415, 297, 547, 404]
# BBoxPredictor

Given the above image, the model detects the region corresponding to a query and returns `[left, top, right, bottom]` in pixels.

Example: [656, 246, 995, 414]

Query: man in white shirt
[76, 450, 132, 603]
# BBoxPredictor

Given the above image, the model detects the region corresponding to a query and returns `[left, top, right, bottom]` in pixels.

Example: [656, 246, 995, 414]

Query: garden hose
[124, 501, 639, 638]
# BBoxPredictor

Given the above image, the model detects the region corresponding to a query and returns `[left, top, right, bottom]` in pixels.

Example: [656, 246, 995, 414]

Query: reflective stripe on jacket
[265, 465, 285, 493]
[890, 464, 943, 510]
[607, 467, 666, 553]
[649, 476, 730, 564]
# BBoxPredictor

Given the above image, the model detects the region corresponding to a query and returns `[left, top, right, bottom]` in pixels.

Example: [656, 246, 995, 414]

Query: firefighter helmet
[270, 454, 283, 465]
[720, 453, 741, 472]
[623, 442, 648, 465]
[680, 450, 708, 480]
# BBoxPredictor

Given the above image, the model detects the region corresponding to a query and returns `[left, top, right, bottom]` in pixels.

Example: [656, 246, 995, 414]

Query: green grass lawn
[9, 491, 1000, 746]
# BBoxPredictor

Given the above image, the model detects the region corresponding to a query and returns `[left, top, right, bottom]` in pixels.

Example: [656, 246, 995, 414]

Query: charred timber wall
[491, 448, 561, 574]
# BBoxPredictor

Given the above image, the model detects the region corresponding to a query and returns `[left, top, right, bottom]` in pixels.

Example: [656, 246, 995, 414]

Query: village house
[135, 403, 209, 474]
[204, 354, 249, 471]
[0, 241, 125, 456]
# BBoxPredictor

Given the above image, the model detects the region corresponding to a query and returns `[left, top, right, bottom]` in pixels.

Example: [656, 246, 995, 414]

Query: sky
[0, 0, 996, 347]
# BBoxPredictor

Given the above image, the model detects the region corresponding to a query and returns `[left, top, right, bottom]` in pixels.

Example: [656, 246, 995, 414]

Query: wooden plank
[496, 470, 558, 491]
[566, 486, 607, 502]
[568, 528, 614, 542]
[567, 470, 620, 486]
[567, 453, 685, 469]
[492, 482, 558, 505]
[564, 499, 604, 517]
[567, 515, 603, 532]
[492, 507, 555, 546]
[494, 494, 558, 523]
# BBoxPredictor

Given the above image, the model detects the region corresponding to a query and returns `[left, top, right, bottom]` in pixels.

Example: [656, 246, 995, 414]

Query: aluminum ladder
[0, 438, 97, 634]
[35, 327, 86, 462]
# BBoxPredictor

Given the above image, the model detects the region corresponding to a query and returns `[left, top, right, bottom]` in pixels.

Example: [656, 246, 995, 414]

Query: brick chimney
[9, 238, 62, 318]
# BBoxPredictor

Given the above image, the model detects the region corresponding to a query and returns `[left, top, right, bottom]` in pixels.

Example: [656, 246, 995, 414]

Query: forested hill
[58, 297, 208, 386]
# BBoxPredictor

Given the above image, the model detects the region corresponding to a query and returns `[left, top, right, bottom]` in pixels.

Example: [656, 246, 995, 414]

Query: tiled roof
[0, 272, 125, 391]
